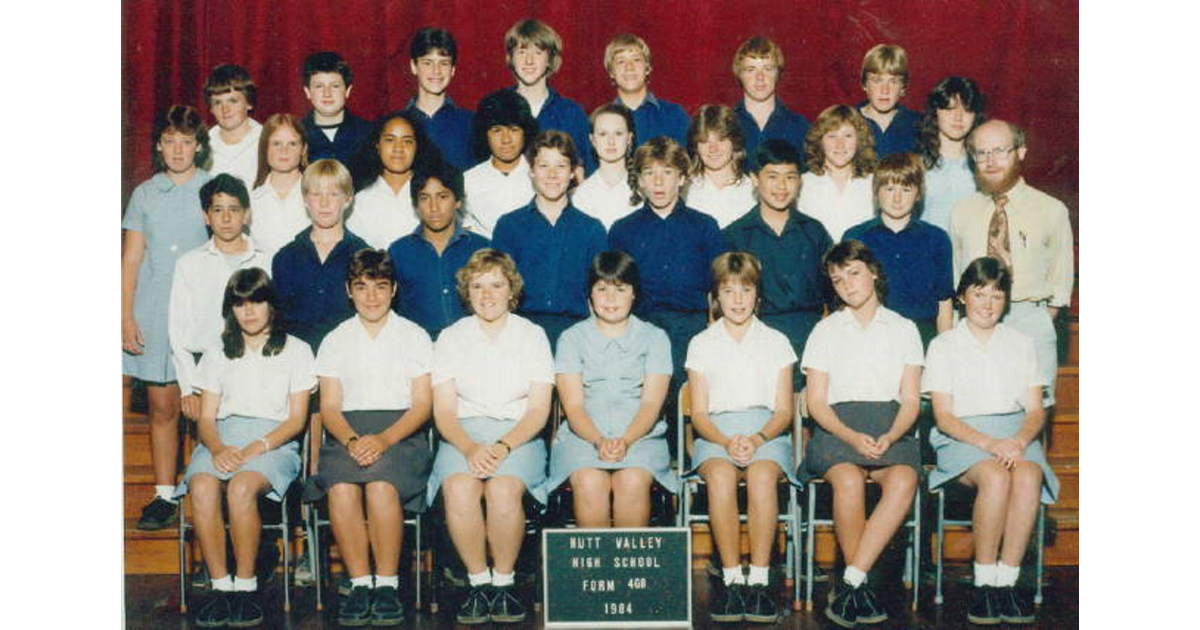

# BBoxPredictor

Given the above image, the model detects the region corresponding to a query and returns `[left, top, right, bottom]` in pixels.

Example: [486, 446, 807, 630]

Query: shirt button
[442, 288, 449, 294]
[169, 244, 178, 252]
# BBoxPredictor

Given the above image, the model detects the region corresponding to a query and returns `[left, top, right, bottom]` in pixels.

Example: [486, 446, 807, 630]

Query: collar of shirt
[858, 216, 925, 235]
[350, 310, 399, 339]
[150, 170, 206, 193]
[830, 304, 903, 330]
[735, 98, 795, 124]
[1000, 177, 1030, 204]
[613, 91, 662, 111]
[743, 206, 814, 236]
[404, 94, 460, 119]
[483, 155, 531, 179]
[951, 316, 1012, 350]
[292, 226, 364, 260]
[584, 313, 647, 353]
[250, 178, 301, 200]
[365, 175, 412, 198]
[306, 108, 361, 130]
[634, 199, 689, 222]
[201, 235, 265, 261]
[513, 199, 586, 227]
[714, 315, 764, 345]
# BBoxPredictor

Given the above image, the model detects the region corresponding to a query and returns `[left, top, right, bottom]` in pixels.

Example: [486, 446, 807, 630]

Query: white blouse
[316, 312, 433, 411]
[249, 178, 308, 258]
[433, 314, 554, 421]
[922, 320, 1044, 418]
[797, 172, 874, 242]
[194, 334, 316, 422]
[572, 171, 639, 230]
[208, 119, 263, 188]
[685, 317, 796, 413]
[801, 306, 923, 405]
[462, 157, 535, 239]
[347, 176, 418, 249]
[685, 174, 757, 229]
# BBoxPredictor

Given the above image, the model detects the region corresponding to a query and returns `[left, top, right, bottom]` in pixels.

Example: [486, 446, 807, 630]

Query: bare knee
[484, 477, 526, 518]
[1010, 462, 1043, 498]
[366, 481, 400, 507]
[612, 469, 652, 499]
[881, 466, 918, 499]
[189, 475, 222, 513]
[969, 460, 1012, 496]
[226, 474, 263, 512]
[701, 461, 739, 495]
[571, 469, 612, 502]
[826, 464, 866, 501]
[442, 475, 483, 514]
[745, 461, 781, 498]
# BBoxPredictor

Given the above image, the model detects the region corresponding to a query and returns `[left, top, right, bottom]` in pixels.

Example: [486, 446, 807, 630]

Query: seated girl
[249, 113, 310, 259]
[798, 105, 877, 241]
[801, 240, 922, 628]
[547, 251, 675, 527]
[177, 268, 315, 628]
[426, 249, 554, 625]
[684, 104, 757, 229]
[686, 251, 798, 624]
[572, 104, 640, 230]
[923, 257, 1059, 626]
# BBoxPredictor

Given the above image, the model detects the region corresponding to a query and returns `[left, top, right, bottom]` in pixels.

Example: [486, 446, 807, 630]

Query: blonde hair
[732, 36, 784, 76]
[455, 248, 524, 313]
[860, 44, 909, 86]
[505, 19, 563, 76]
[604, 33, 651, 74]
[805, 104, 877, 178]
[301, 159, 354, 197]
[686, 104, 747, 181]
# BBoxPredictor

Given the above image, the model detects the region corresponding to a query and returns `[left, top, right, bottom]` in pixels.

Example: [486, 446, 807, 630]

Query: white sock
[374, 574, 399, 588]
[468, 569, 492, 587]
[154, 485, 177, 503]
[973, 562, 996, 587]
[232, 576, 258, 592]
[843, 566, 867, 588]
[747, 565, 770, 586]
[995, 562, 1020, 587]
[722, 567, 746, 586]
[211, 575, 234, 592]
[492, 571, 516, 587]
[350, 575, 373, 588]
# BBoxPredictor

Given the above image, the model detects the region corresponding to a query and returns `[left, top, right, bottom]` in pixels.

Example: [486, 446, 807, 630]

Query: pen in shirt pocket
[1019, 230, 1027, 247]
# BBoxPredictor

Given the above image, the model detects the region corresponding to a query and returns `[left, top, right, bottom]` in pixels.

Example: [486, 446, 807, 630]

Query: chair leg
[911, 489, 921, 612]
[790, 489, 802, 611]
[1035, 503, 1045, 606]
[805, 484, 816, 611]
[414, 515, 422, 611]
[281, 496, 291, 613]
[310, 507, 323, 612]
[179, 497, 189, 613]
[934, 490, 944, 606]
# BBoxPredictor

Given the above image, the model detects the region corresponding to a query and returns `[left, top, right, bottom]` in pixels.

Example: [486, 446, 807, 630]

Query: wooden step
[1055, 366, 1078, 412]
[935, 507, 1078, 567]
[1046, 410, 1078, 459]
[125, 516, 181, 575]
[1048, 457, 1078, 510]
[1065, 320, 1079, 366]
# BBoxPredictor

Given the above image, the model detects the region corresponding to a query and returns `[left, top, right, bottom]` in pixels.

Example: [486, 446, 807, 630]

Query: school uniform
[303, 109, 372, 167]
[402, 96, 476, 171]
[177, 335, 316, 501]
[618, 92, 690, 148]
[387, 222, 490, 339]
[860, 103, 922, 157]
[735, 99, 810, 172]
[922, 155, 975, 234]
[304, 312, 435, 512]
[208, 120, 262, 187]
[571, 171, 639, 230]
[922, 320, 1060, 503]
[249, 179, 309, 259]
[546, 315, 677, 493]
[122, 171, 213, 383]
[462, 157, 534, 239]
[797, 172, 874, 242]
[271, 227, 369, 351]
[426, 314, 555, 504]
[684, 175, 757, 229]
[347, 176, 419, 250]
[510, 86, 595, 174]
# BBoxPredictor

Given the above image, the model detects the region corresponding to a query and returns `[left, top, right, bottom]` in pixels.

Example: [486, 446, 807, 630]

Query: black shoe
[825, 584, 859, 628]
[337, 584, 373, 626]
[370, 585, 405, 626]
[489, 585, 526, 623]
[195, 591, 230, 628]
[136, 497, 178, 531]
[996, 586, 1036, 624]
[710, 581, 746, 623]
[853, 583, 887, 624]
[227, 591, 263, 628]
[192, 563, 211, 590]
[456, 585, 492, 625]
[742, 584, 779, 623]
[967, 585, 1001, 625]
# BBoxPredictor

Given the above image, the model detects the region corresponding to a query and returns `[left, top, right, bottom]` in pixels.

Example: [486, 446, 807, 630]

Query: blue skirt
[546, 419, 678, 494]
[688, 408, 800, 486]
[929, 411, 1060, 504]
[176, 415, 301, 502]
[427, 416, 548, 504]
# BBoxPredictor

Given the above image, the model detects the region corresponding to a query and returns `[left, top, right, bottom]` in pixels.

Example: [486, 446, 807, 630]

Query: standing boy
[462, 89, 539, 239]
[732, 37, 809, 172]
[301, 52, 372, 166]
[403, 27, 476, 172]
[858, 44, 922, 157]
[604, 33, 689, 148]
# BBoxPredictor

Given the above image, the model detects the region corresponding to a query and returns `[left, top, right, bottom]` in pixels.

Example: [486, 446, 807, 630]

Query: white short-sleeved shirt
[194, 334, 316, 422]
[316, 312, 433, 411]
[686, 317, 797, 413]
[208, 120, 263, 187]
[250, 179, 308, 258]
[801, 306, 923, 404]
[346, 176, 418, 249]
[169, 236, 273, 395]
[572, 172, 639, 230]
[797, 172, 874, 242]
[462, 157, 534, 239]
[685, 175, 757, 229]
[922, 320, 1045, 417]
[433, 313, 554, 420]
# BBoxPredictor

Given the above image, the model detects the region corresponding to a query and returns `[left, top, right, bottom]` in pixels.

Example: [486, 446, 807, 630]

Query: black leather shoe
[825, 584, 858, 628]
[710, 581, 746, 623]
[370, 585, 405, 626]
[195, 591, 230, 628]
[996, 586, 1036, 624]
[853, 583, 887, 624]
[967, 585, 1002, 625]
[489, 585, 526, 623]
[456, 585, 492, 625]
[337, 584, 372, 626]
[136, 497, 178, 531]
[227, 590, 263, 628]
[742, 584, 779, 623]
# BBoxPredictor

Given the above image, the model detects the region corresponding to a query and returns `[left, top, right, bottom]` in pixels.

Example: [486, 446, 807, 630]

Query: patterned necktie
[987, 193, 1011, 267]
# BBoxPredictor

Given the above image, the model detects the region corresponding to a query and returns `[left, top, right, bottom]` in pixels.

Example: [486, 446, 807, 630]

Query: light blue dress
[922, 155, 975, 233]
[546, 316, 678, 493]
[122, 171, 212, 382]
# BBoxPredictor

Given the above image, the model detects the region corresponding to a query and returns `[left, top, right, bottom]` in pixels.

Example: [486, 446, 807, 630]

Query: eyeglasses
[971, 146, 1016, 161]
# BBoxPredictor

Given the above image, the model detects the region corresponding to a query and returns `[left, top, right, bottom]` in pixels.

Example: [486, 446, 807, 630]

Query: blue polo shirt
[510, 86, 596, 175]
[403, 96, 477, 171]
[271, 227, 370, 350]
[492, 201, 607, 319]
[844, 217, 953, 321]
[735, 99, 810, 171]
[723, 207, 832, 314]
[609, 202, 729, 315]
[618, 92, 690, 148]
[302, 110, 373, 168]
[859, 103, 922, 157]
[387, 222, 490, 339]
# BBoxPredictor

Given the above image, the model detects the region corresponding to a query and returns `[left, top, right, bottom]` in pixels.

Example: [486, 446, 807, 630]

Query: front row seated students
[349, 110, 441, 250]
[858, 44, 921, 158]
[923, 257, 1059, 626]
[492, 130, 607, 350]
[304, 249, 434, 627]
[403, 26, 475, 172]
[272, 158, 368, 351]
[170, 173, 272, 422]
[685, 104, 757, 229]
[178, 268, 315, 628]
[845, 152, 954, 347]
[801, 240, 922, 629]
[603, 33, 689, 148]
[503, 18, 594, 176]
[687, 252, 798, 625]
[427, 249, 554, 626]
[250, 113, 311, 259]
[301, 51, 372, 167]
[203, 64, 262, 186]
[463, 89, 539, 239]
[547, 251, 676, 527]
[724, 140, 832, 391]
[732, 36, 809, 172]
[572, 103, 640, 230]
[389, 160, 490, 339]
[799, 104, 878, 242]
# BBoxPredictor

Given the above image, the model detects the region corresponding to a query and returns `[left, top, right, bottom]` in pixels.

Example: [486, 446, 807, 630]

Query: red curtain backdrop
[122, 0, 1078, 231]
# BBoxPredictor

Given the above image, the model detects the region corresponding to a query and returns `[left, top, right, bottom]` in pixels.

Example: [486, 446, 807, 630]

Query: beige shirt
[949, 178, 1074, 306]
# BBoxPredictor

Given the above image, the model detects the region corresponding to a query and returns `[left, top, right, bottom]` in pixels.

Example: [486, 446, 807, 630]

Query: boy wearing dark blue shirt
[858, 44, 922, 157]
[403, 28, 476, 172]
[604, 33, 689, 148]
[732, 37, 810, 172]
[301, 52, 372, 167]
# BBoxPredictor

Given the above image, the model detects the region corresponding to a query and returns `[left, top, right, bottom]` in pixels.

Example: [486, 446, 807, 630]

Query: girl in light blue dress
[548, 251, 675, 527]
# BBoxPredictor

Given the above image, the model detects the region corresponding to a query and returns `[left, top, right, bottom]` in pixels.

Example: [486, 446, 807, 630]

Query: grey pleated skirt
[800, 401, 921, 484]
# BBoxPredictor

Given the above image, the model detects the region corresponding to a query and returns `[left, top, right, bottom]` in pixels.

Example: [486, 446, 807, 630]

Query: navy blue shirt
[387, 222, 490, 339]
[844, 217, 953, 321]
[618, 92, 690, 148]
[509, 86, 596, 175]
[859, 103, 922, 157]
[271, 227, 370, 350]
[302, 110, 373, 168]
[492, 201, 607, 319]
[735, 99, 810, 171]
[403, 96, 477, 172]
[609, 202, 729, 315]
[724, 207, 832, 314]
